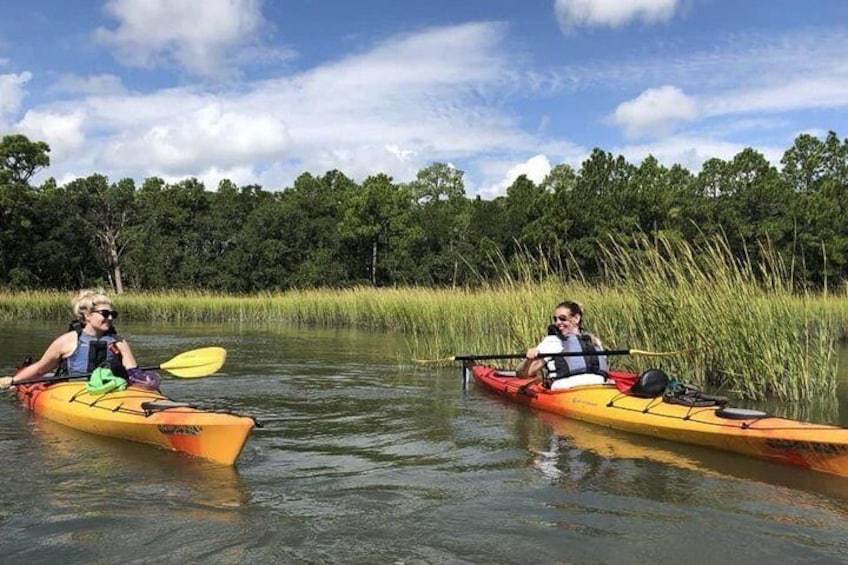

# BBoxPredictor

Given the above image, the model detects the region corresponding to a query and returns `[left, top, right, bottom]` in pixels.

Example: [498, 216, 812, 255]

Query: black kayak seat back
[628, 368, 670, 398]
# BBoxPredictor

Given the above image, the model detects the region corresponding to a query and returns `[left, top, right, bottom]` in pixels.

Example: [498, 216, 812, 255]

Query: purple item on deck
[127, 368, 161, 390]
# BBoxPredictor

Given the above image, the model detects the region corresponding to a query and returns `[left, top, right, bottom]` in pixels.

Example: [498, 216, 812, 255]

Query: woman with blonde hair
[0, 288, 142, 388]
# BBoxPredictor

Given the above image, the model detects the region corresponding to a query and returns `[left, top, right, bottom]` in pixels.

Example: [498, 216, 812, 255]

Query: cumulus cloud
[0, 71, 32, 119]
[503, 154, 552, 187]
[17, 109, 87, 156]
[555, 0, 680, 32]
[94, 0, 275, 77]
[471, 153, 557, 199]
[102, 101, 291, 173]
[610, 85, 697, 138]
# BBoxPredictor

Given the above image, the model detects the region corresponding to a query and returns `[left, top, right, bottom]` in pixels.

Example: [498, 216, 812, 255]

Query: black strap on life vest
[577, 334, 601, 374]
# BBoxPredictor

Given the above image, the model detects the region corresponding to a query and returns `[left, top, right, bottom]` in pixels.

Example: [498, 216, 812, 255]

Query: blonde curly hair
[71, 288, 114, 320]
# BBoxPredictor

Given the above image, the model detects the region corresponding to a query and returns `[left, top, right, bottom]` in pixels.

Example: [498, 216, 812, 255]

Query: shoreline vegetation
[2, 236, 846, 404]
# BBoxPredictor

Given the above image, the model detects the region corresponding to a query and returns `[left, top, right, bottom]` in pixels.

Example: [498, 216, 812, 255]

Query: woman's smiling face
[552, 307, 580, 334]
[86, 302, 116, 331]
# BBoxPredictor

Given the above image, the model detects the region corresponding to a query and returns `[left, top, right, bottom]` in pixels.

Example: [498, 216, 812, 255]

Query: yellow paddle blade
[158, 347, 227, 378]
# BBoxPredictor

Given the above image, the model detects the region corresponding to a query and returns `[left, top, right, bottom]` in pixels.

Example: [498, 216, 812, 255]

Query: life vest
[543, 333, 608, 385]
[57, 320, 125, 377]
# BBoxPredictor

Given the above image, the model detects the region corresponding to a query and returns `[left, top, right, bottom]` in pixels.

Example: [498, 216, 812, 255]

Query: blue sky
[1, 0, 847, 197]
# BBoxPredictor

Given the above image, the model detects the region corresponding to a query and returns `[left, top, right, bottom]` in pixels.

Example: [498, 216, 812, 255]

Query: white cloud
[55, 74, 127, 96]
[615, 135, 786, 173]
[701, 76, 848, 117]
[610, 85, 697, 138]
[100, 99, 291, 174]
[17, 109, 87, 155]
[554, 28, 848, 118]
[555, 0, 680, 32]
[94, 0, 273, 77]
[505, 154, 552, 186]
[0, 71, 32, 119]
[385, 145, 417, 161]
[472, 153, 557, 199]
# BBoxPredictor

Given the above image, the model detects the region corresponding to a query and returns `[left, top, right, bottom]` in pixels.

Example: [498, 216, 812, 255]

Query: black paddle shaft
[454, 350, 631, 361]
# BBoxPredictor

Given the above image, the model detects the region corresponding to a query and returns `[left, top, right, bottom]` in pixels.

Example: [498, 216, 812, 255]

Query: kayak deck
[471, 364, 848, 478]
[17, 381, 255, 465]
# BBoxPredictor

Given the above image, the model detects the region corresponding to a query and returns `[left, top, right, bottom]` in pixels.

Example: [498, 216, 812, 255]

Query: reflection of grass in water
[0, 233, 845, 402]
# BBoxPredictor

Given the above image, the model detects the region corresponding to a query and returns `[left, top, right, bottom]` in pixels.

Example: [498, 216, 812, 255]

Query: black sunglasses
[552, 315, 572, 323]
[93, 309, 119, 320]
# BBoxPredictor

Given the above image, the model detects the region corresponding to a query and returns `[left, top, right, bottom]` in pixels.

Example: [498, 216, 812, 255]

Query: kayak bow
[471, 364, 848, 478]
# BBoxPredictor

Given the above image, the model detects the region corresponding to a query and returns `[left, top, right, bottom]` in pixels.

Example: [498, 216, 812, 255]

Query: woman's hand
[0, 376, 15, 390]
[526, 347, 539, 360]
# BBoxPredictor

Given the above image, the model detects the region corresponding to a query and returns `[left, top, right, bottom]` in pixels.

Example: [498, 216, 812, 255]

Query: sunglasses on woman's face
[93, 309, 119, 320]
[552, 314, 572, 323]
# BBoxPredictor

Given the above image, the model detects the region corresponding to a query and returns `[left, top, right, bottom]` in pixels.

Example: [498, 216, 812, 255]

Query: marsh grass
[599, 235, 842, 401]
[1, 234, 847, 401]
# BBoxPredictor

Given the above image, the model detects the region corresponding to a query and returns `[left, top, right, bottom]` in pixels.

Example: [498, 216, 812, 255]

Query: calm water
[2, 321, 848, 564]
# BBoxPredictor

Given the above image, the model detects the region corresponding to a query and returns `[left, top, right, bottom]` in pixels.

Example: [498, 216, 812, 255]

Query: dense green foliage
[1, 131, 847, 293]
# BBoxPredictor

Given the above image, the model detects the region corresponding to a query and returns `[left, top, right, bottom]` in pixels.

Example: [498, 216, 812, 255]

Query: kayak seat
[141, 400, 197, 415]
[663, 383, 729, 407]
[627, 368, 670, 398]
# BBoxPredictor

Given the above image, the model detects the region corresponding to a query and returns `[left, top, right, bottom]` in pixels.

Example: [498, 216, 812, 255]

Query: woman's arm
[516, 347, 545, 378]
[2, 332, 76, 387]
[114, 339, 138, 370]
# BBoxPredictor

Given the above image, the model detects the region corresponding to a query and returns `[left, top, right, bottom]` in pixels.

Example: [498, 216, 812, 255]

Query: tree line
[1, 131, 846, 293]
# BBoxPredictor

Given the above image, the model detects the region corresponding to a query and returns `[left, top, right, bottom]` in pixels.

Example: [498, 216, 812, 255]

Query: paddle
[151, 346, 227, 378]
[422, 348, 693, 363]
[8, 346, 227, 386]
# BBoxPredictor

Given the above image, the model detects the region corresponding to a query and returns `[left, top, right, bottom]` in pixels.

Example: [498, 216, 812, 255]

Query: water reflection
[29, 418, 249, 509]
[527, 410, 848, 503]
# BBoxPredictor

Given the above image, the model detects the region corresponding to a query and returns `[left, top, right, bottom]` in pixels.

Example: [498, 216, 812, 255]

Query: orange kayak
[17, 381, 255, 465]
[471, 364, 848, 478]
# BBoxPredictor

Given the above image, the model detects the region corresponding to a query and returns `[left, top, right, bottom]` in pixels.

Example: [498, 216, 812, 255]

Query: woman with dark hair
[515, 300, 609, 389]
